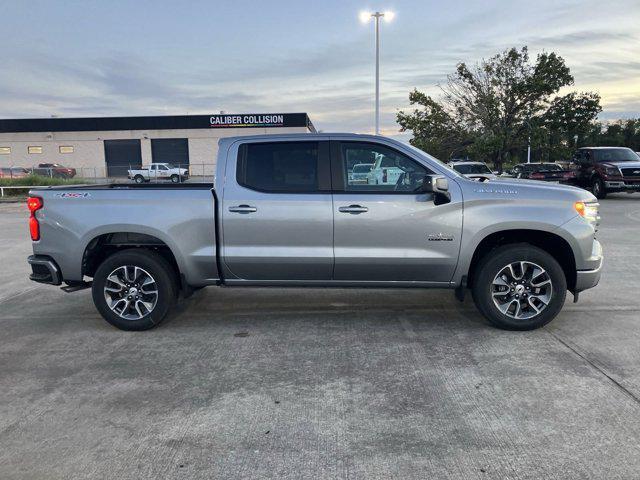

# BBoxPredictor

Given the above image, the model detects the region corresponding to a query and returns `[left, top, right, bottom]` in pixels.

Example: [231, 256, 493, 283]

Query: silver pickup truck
[27, 134, 603, 331]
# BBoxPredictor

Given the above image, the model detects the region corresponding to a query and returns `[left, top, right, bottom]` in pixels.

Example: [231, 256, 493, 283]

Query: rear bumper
[574, 240, 603, 292]
[27, 255, 62, 285]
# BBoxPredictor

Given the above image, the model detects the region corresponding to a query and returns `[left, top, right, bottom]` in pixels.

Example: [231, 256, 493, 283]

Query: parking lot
[1, 194, 640, 479]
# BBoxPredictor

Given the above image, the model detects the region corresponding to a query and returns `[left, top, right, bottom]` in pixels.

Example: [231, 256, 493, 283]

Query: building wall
[0, 126, 310, 177]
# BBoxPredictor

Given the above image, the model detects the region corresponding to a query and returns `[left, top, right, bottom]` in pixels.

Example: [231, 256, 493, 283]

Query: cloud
[0, 1, 639, 136]
[525, 31, 637, 48]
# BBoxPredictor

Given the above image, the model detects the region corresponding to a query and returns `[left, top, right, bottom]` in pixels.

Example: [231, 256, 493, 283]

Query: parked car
[348, 163, 373, 184]
[32, 163, 77, 178]
[127, 163, 189, 183]
[27, 133, 602, 332]
[366, 153, 404, 185]
[0, 167, 30, 179]
[571, 147, 640, 199]
[449, 161, 497, 180]
[511, 163, 576, 183]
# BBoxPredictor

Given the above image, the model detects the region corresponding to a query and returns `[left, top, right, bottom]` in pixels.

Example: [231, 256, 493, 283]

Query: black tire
[471, 244, 567, 330]
[170, 174, 180, 183]
[134, 175, 145, 184]
[92, 249, 178, 331]
[591, 177, 607, 199]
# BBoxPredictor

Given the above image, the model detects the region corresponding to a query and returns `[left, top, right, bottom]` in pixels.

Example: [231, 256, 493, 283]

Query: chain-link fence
[0, 163, 216, 184]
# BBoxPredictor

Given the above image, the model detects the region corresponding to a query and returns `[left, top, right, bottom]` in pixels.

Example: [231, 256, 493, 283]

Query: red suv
[571, 147, 640, 199]
[33, 163, 77, 179]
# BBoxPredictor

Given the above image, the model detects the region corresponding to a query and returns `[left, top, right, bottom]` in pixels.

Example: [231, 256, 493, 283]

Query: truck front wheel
[591, 177, 606, 199]
[471, 244, 567, 330]
[92, 249, 178, 331]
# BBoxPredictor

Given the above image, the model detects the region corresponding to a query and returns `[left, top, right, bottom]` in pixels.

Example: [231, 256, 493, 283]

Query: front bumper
[605, 180, 640, 191]
[574, 239, 603, 292]
[28, 255, 62, 285]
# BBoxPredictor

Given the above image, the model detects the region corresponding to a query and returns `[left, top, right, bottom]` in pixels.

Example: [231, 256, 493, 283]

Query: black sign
[209, 114, 285, 128]
[0, 113, 314, 133]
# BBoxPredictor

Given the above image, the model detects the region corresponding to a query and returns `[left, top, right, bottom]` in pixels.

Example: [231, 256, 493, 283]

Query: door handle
[229, 204, 257, 214]
[338, 204, 368, 214]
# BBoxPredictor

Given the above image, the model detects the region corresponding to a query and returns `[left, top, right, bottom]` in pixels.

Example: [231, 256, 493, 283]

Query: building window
[0, 147, 10, 155]
[59, 146, 74, 154]
[28, 146, 43, 154]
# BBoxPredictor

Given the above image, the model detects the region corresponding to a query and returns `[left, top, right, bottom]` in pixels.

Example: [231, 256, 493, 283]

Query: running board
[61, 281, 92, 293]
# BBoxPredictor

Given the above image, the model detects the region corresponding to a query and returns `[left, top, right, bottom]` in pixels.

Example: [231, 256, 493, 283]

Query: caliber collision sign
[209, 114, 285, 128]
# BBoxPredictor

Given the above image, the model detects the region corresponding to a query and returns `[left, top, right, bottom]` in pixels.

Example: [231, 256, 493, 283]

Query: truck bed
[29, 183, 219, 286]
[32, 182, 214, 191]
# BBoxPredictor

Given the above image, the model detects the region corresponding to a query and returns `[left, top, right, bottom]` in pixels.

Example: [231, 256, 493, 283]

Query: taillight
[382, 169, 388, 183]
[27, 196, 43, 241]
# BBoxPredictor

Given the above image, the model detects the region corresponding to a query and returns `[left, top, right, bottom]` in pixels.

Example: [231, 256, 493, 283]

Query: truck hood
[601, 161, 640, 169]
[464, 176, 596, 201]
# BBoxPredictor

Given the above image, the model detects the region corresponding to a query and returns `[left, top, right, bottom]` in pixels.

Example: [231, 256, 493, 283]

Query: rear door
[221, 140, 333, 281]
[331, 140, 463, 283]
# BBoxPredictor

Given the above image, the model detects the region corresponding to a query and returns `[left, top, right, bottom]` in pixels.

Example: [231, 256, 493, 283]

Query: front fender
[452, 193, 583, 284]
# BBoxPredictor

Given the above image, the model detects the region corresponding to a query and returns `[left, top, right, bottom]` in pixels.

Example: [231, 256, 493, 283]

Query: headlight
[574, 201, 600, 229]
[605, 166, 620, 176]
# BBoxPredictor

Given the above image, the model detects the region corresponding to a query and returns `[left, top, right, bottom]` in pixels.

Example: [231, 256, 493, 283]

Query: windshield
[453, 163, 492, 174]
[594, 148, 639, 163]
[538, 164, 563, 172]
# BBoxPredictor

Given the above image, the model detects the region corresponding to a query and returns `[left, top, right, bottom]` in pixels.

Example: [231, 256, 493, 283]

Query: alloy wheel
[491, 261, 552, 320]
[103, 265, 158, 320]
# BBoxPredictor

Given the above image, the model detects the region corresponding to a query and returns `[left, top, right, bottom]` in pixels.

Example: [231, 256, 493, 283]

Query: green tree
[541, 91, 602, 161]
[397, 47, 602, 171]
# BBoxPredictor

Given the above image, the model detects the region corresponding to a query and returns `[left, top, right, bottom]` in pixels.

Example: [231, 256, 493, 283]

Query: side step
[61, 281, 92, 293]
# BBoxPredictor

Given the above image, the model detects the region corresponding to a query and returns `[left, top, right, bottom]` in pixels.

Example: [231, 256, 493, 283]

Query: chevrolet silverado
[27, 134, 603, 331]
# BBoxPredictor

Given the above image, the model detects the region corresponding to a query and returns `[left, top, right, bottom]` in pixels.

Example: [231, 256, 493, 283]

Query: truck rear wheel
[134, 175, 145, 184]
[471, 244, 567, 330]
[92, 249, 177, 331]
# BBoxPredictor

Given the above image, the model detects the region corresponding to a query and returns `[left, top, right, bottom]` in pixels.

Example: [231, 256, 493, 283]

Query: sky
[0, 0, 638, 139]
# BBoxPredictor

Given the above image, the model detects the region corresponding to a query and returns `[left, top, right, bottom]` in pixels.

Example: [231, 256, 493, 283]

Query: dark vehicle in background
[449, 161, 496, 180]
[32, 163, 77, 178]
[0, 167, 30, 179]
[511, 163, 576, 183]
[571, 147, 640, 199]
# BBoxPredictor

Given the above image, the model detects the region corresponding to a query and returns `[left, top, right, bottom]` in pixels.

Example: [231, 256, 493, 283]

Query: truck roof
[578, 146, 632, 150]
[218, 132, 385, 143]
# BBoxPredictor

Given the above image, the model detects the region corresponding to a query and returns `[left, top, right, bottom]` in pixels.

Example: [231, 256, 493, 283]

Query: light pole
[525, 118, 532, 163]
[360, 10, 394, 135]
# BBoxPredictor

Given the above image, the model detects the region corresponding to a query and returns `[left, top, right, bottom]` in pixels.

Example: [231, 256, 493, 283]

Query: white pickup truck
[127, 163, 189, 183]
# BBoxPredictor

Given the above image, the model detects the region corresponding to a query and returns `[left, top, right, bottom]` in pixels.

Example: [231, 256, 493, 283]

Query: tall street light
[360, 10, 394, 135]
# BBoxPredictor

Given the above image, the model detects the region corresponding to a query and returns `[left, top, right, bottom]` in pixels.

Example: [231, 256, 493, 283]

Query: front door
[332, 141, 463, 283]
[222, 141, 333, 281]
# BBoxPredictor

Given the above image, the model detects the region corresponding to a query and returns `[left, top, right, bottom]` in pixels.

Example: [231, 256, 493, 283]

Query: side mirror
[420, 175, 451, 204]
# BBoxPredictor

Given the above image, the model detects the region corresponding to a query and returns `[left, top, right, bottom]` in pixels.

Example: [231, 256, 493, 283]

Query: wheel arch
[466, 229, 577, 291]
[82, 230, 182, 284]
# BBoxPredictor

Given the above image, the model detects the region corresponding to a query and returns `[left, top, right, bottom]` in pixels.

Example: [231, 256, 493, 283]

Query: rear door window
[238, 142, 324, 193]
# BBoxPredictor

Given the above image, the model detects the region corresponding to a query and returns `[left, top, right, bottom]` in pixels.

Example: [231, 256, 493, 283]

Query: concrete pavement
[1, 194, 640, 479]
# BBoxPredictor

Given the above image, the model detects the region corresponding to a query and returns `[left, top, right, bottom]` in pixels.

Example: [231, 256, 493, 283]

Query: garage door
[104, 139, 142, 177]
[151, 138, 189, 168]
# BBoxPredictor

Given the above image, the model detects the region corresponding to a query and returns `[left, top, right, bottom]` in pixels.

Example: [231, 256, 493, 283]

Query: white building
[0, 113, 315, 177]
